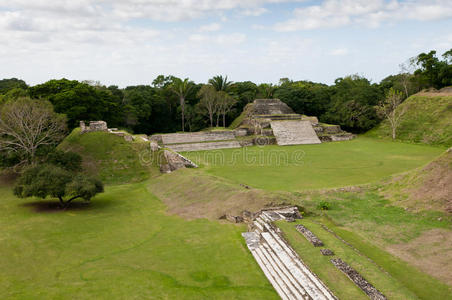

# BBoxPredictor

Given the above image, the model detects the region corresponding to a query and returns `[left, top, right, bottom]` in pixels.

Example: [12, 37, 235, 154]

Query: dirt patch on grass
[387, 228, 452, 285]
[148, 168, 296, 220]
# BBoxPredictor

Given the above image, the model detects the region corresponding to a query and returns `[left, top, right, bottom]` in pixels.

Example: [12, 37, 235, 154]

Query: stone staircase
[243, 210, 336, 300]
[167, 140, 241, 152]
[271, 121, 321, 146]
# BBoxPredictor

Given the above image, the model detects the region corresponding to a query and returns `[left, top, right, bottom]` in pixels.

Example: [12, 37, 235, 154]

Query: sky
[0, 0, 451, 87]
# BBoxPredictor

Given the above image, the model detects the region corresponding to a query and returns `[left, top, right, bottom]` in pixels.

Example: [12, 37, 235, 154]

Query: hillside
[367, 90, 452, 147]
[59, 128, 158, 184]
[382, 148, 452, 214]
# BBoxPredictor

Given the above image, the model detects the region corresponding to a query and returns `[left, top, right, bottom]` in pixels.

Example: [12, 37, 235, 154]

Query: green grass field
[0, 184, 277, 299]
[1, 134, 450, 299]
[183, 137, 444, 191]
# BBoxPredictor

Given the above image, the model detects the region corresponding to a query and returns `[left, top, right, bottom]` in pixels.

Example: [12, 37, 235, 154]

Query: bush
[317, 201, 331, 211]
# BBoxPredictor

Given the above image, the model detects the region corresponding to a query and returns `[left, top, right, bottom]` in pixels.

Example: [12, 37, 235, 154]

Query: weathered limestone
[242, 207, 336, 300]
[331, 258, 386, 300]
[160, 131, 235, 144]
[167, 140, 241, 152]
[80, 121, 108, 133]
[252, 99, 295, 115]
[160, 149, 198, 173]
[320, 249, 334, 256]
[295, 224, 324, 247]
[271, 121, 321, 145]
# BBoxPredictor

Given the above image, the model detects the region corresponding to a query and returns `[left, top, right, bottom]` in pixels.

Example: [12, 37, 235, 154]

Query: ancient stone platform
[242, 208, 336, 300]
[271, 120, 321, 146]
[166, 140, 241, 152]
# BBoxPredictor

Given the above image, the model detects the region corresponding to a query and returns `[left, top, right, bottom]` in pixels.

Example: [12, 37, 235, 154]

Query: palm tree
[170, 78, 194, 132]
[208, 75, 232, 92]
[258, 83, 278, 99]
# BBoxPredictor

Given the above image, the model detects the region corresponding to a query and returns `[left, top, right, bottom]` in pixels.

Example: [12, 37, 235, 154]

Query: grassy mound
[59, 128, 158, 184]
[382, 149, 452, 213]
[229, 103, 253, 129]
[367, 91, 452, 147]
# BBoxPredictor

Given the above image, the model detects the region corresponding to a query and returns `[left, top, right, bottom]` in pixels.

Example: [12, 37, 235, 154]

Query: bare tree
[170, 78, 194, 132]
[217, 91, 237, 127]
[377, 88, 407, 140]
[399, 62, 414, 98]
[197, 85, 218, 128]
[0, 98, 67, 167]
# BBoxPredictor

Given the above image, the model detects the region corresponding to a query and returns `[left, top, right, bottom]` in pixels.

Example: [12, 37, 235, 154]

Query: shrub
[317, 201, 331, 211]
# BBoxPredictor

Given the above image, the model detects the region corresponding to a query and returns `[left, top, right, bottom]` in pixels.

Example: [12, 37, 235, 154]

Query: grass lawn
[0, 184, 277, 299]
[278, 218, 452, 300]
[183, 137, 445, 191]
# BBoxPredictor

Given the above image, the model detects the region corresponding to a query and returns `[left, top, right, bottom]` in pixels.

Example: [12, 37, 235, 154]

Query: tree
[217, 91, 237, 127]
[0, 98, 67, 167]
[258, 83, 278, 98]
[14, 164, 103, 208]
[377, 88, 407, 140]
[0, 78, 27, 94]
[197, 85, 218, 128]
[170, 78, 194, 132]
[208, 75, 232, 92]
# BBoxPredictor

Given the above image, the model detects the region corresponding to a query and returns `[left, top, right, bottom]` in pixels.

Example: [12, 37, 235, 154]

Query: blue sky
[0, 0, 451, 87]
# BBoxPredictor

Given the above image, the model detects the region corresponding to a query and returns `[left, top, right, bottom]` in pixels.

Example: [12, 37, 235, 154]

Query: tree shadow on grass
[21, 199, 115, 213]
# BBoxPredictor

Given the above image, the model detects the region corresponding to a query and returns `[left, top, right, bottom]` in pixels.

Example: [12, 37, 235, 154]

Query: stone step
[160, 131, 236, 144]
[252, 245, 294, 300]
[260, 240, 309, 299]
[167, 140, 241, 152]
[262, 224, 335, 300]
[261, 232, 331, 300]
[271, 121, 321, 146]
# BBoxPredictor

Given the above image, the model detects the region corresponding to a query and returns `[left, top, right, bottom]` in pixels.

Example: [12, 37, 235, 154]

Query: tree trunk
[223, 113, 226, 127]
[180, 96, 185, 132]
[392, 126, 396, 140]
[209, 113, 213, 128]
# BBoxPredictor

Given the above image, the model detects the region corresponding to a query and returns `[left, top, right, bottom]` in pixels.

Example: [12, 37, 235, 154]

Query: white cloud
[199, 23, 221, 32]
[241, 7, 269, 16]
[275, 0, 452, 31]
[329, 48, 349, 56]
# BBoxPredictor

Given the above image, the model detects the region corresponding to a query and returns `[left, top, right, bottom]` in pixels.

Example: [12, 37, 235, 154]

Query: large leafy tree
[0, 78, 27, 94]
[0, 97, 67, 167]
[170, 78, 194, 132]
[413, 49, 452, 89]
[14, 164, 103, 208]
[322, 75, 383, 132]
[29, 79, 122, 129]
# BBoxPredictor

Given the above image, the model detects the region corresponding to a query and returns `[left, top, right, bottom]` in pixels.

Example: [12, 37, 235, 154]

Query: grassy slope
[59, 128, 158, 184]
[0, 184, 277, 299]
[278, 219, 442, 300]
[366, 92, 452, 147]
[381, 150, 452, 213]
[183, 137, 444, 191]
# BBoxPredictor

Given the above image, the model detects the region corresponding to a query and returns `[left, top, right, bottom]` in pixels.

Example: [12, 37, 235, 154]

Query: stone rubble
[331, 258, 386, 300]
[295, 224, 324, 247]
